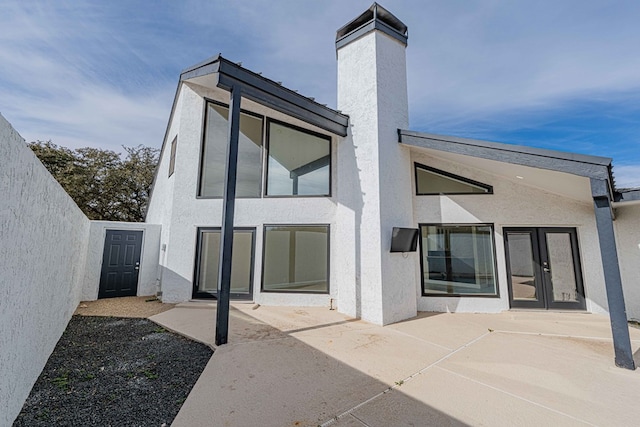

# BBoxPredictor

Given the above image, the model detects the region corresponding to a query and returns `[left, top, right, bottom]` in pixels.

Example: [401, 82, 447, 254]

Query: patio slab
[150, 304, 640, 426]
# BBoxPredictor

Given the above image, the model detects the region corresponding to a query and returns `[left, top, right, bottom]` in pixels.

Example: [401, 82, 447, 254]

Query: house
[144, 4, 640, 365]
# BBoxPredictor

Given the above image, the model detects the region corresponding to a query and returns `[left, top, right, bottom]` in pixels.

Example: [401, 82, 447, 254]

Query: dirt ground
[74, 296, 175, 318]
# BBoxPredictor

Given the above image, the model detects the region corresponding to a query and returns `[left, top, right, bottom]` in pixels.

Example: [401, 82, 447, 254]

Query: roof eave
[399, 129, 612, 181]
[180, 55, 349, 137]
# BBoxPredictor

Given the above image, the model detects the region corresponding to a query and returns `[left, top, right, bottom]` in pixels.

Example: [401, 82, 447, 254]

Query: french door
[504, 228, 585, 310]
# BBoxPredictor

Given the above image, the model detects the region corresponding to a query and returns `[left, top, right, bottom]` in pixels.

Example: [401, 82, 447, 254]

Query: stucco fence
[0, 114, 160, 425]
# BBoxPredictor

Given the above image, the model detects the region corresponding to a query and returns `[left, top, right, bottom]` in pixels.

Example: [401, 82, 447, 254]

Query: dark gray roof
[615, 188, 640, 202]
[336, 3, 408, 49]
[181, 55, 349, 137]
[399, 129, 612, 180]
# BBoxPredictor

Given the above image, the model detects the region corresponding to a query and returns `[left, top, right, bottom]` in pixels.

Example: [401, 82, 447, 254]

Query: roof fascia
[181, 56, 349, 137]
[614, 189, 640, 204]
[399, 129, 612, 180]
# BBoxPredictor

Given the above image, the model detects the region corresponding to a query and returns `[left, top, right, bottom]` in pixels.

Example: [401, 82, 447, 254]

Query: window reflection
[421, 224, 497, 296]
[266, 122, 330, 196]
[262, 225, 329, 293]
[198, 102, 263, 198]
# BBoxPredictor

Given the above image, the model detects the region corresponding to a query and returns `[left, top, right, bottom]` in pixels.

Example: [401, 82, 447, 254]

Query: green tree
[28, 141, 159, 222]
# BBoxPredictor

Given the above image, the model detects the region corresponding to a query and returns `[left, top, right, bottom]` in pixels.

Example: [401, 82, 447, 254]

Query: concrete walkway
[150, 303, 640, 426]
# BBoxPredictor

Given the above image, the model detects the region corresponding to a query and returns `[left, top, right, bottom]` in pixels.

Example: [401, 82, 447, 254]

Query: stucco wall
[154, 83, 338, 308]
[411, 151, 609, 315]
[336, 30, 416, 325]
[82, 221, 162, 301]
[614, 204, 640, 321]
[145, 88, 182, 252]
[0, 114, 91, 425]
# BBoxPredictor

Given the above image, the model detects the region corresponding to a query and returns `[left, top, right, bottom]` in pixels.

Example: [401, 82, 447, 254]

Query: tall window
[193, 228, 255, 299]
[420, 224, 497, 296]
[168, 136, 177, 177]
[262, 225, 329, 293]
[198, 102, 264, 198]
[415, 163, 492, 195]
[266, 121, 331, 196]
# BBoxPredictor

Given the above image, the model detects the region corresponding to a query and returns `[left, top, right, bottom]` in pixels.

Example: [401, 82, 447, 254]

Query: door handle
[134, 266, 140, 270]
[543, 267, 550, 273]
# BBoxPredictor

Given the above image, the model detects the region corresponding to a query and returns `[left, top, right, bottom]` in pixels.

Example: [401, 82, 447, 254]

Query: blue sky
[1, 0, 639, 187]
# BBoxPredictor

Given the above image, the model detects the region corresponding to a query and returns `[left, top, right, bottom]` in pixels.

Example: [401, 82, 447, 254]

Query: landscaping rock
[13, 316, 213, 426]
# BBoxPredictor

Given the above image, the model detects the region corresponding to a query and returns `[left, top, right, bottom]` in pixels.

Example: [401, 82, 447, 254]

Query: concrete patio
[150, 303, 640, 426]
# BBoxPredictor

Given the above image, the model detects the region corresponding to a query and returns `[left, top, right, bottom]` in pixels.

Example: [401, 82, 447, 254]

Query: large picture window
[262, 225, 329, 293]
[420, 224, 497, 296]
[198, 101, 264, 198]
[266, 121, 331, 196]
[193, 228, 255, 300]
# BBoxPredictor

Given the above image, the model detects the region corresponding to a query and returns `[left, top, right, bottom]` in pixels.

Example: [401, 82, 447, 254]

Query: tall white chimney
[335, 3, 416, 325]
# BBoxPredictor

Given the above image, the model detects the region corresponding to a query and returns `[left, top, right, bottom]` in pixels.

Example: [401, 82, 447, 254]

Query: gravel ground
[13, 316, 213, 426]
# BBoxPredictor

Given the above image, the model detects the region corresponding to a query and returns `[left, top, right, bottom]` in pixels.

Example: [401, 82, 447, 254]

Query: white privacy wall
[82, 221, 161, 301]
[0, 114, 91, 425]
[411, 151, 609, 315]
[614, 204, 640, 321]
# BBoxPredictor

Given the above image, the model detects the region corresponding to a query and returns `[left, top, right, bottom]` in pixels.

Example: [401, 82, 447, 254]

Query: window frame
[414, 163, 493, 195]
[192, 226, 256, 300]
[196, 98, 266, 199]
[168, 135, 177, 177]
[260, 223, 331, 294]
[264, 118, 333, 198]
[418, 223, 500, 298]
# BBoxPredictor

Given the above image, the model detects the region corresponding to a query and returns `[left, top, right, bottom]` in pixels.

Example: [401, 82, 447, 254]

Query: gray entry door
[99, 230, 143, 298]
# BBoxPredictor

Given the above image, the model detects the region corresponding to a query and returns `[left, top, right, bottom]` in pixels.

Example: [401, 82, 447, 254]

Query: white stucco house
[143, 4, 639, 362]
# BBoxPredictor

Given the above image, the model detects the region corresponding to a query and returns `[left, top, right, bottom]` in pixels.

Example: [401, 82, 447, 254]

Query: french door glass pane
[506, 233, 538, 301]
[545, 233, 578, 302]
[197, 230, 253, 294]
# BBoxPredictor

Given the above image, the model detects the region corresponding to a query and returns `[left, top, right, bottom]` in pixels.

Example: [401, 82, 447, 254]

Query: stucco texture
[82, 221, 161, 301]
[0, 114, 91, 425]
[147, 83, 339, 308]
[410, 150, 609, 315]
[614, 204, 640, 321]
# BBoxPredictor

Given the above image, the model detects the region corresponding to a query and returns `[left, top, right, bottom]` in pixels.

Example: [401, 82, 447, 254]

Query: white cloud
[1, 0, 640, 161]
[614, 165, 640, 189]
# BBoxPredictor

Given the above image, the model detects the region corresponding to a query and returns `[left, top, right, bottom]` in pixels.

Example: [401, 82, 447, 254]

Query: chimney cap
[336, 3, 408, 48]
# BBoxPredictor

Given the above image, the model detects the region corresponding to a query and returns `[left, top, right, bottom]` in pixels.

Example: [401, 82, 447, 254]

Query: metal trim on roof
[180, 56, 349, 137]
[399, 129, 612, 180]
[615, 188, 640, 203]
